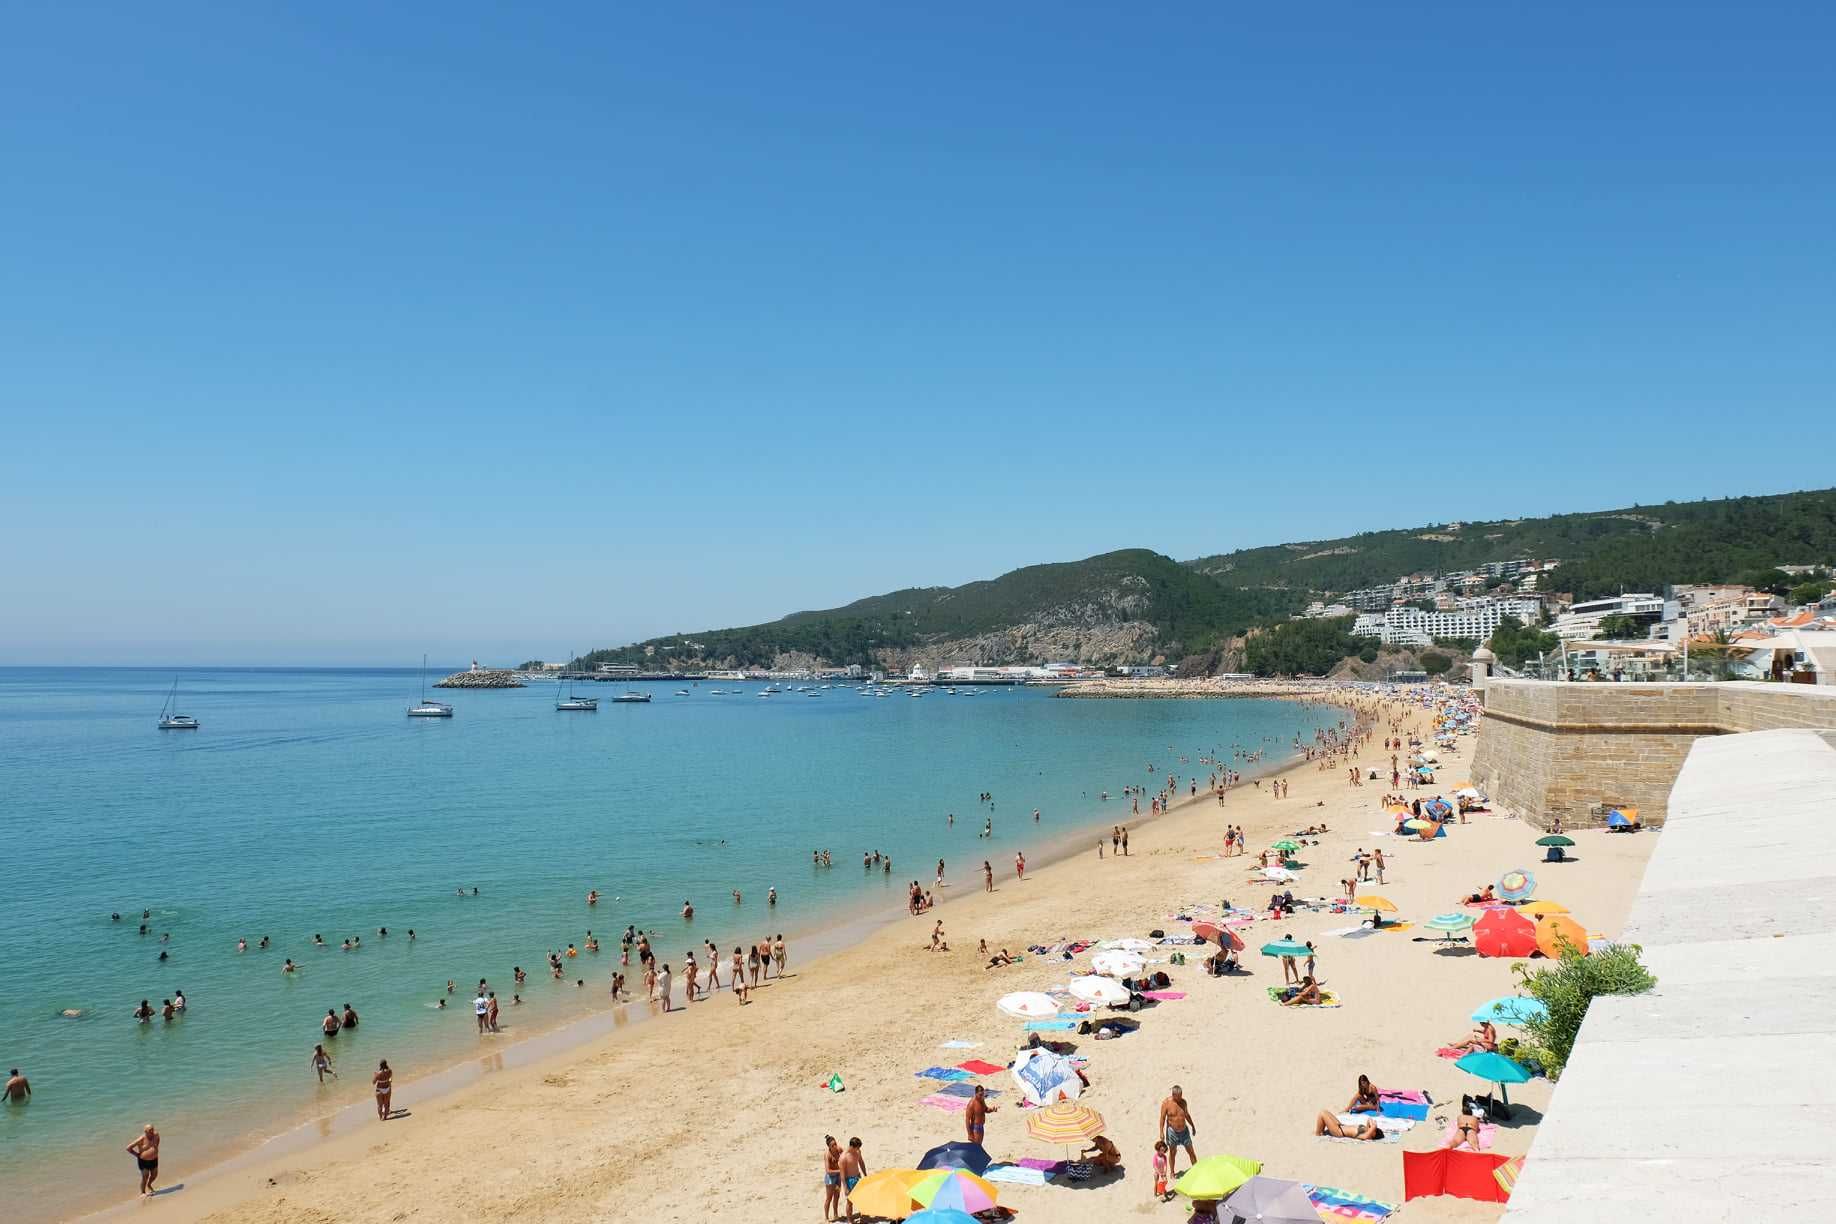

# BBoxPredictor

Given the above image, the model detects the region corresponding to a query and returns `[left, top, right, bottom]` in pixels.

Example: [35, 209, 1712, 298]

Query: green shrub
[1512, 944, 1656, 1080]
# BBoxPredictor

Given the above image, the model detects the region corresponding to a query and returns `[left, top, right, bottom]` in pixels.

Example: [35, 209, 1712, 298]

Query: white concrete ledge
[1503, 728, 1836, 1221]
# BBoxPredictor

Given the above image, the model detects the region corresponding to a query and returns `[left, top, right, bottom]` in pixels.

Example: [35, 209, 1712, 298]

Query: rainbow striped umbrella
[909, 1170, 999, 1214]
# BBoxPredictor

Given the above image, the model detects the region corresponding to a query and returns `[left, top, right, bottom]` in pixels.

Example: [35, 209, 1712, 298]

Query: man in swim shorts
[1158, 1084, 1198, 1176]
[126, 1123, 160, 1196]
[839, 1137, 867, 1218]
[965, 1083, 997, 1144]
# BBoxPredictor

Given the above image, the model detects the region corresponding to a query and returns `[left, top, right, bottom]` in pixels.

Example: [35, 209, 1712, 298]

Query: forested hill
[573, 550, 1296, 672]
[566, 488, 1836, 672]
[1186, 488, 1836, 600]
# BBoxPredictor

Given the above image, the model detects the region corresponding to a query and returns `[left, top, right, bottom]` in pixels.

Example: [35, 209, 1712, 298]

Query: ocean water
[0, 667, 1338, 1214]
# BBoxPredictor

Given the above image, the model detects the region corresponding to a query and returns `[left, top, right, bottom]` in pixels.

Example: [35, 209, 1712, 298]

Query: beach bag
[1149, 929, 1165, 938]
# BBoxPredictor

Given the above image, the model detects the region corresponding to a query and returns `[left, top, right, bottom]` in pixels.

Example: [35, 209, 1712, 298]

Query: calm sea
[0, 667, 1337, 1215]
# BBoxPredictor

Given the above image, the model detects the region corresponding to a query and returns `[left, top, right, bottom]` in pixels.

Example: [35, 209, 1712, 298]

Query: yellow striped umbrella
[1353, 894, 1397, 912]
[1025, 1101, 1106, 1145]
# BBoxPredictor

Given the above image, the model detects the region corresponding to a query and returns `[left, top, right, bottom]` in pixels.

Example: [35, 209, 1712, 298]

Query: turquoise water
[0, 668, 1338, 1214]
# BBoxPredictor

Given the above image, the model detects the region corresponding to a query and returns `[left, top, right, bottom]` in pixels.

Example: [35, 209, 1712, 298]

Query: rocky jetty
[433, 669, 525, 689]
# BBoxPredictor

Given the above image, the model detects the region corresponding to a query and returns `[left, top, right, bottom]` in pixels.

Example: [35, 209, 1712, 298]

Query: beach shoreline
[66, 694, 1363, 1221]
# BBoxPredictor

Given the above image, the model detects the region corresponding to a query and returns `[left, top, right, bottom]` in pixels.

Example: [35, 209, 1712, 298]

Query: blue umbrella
[1472, 996, 1549, 1026]
[1606, 810, 1630, 828]
[917, 1141, 991, 1176]
[1456, 1050, 1532, 1106]
[1261, 938, 1311, 958]
[907, 1209, 979, 1224]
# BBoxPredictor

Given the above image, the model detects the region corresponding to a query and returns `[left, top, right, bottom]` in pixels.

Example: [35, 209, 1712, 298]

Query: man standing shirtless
[126, 1123, 161, 1197]
[4, 1068, 29, 1102]
[965, 1083, 997, 1145]
[839, 1137, 868, 1221]
[1158, 1084, 1198, 1177]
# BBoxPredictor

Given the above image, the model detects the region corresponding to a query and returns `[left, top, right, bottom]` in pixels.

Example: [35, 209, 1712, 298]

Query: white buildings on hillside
[1351, 597, 1545, 647]
[1552, 594, 1668, 640]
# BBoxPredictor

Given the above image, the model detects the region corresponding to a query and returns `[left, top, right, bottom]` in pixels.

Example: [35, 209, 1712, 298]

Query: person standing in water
[127, 1123, 161, 1196]
[310, 1044, 335, 1082]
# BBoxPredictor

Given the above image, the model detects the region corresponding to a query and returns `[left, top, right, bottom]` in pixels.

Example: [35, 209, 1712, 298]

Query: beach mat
[1140, 990, 1186, 1001]
[1303, 1183, 1399, 1221]
[1441, 1121, 1497, 1150]
[957, 1059, 1005, 1076]
[919, 1093, 968, 1112]
[984, 1164, 1050, 1186]
[915, 1066, 974, 1082]
[940, 1040, 981, 1050]
[1381, 1100, 1430, 1121]
[1024, 1019, 1076, 1031]
[935, 1082, 1001, 1099]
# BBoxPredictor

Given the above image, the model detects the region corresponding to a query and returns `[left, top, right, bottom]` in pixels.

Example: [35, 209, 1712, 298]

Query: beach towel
[936, 1081, 1001, 1099]
[1141, 990, 1186, 1001]
[939, 1040, 981, 1050]
[1303, 1183, 1397, 1221]
[1016, 1158, 1066, 1172]
[1434, 1046, 1464, 1060]
[1268, 986, 1343, 1008]
[1380, 1101, 1430, 1121]
[957, 1059, 1005, 1076]
[1024, 1019, 1076, 1031]
[984, 1164, 1050, 1186]
[918, 1093, 968, 1112]
[916, 1067, 974, 1082]
[1379, 1089, 1429, 1104]
[1337, 1113, 1416, 1133]
[1441, 1120, 1497, 1150]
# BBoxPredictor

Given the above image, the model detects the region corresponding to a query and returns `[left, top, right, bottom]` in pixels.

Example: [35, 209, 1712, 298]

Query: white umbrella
[1098, 938, 1155, 952]
[996, 991, 1059, 1019]
[1068, 976, 1129, 1006]
[1090, 950, 1145, 977]
[1011, 1046, 1084, 1105]
[1454, 787, 1482, 800]
[1254, 866, 1296, 883]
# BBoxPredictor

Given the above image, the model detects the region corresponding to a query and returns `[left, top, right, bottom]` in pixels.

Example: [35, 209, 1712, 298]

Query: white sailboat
[408, 655, 454, 718]
[556, 659, 599, 711]
[157, 677, 199, 730]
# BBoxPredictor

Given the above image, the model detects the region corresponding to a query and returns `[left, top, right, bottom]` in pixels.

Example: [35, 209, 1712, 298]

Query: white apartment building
[1351, 597, 1545, 647]
[1553, 594, 1667, 641]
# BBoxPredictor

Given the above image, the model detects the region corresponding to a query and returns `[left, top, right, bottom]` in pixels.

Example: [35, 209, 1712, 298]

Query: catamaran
[408, 655, 454, 718]
[157, 678, 199, 730]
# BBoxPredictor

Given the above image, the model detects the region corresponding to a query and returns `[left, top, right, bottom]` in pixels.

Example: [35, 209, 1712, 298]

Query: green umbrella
[1271, 840, 1300, 853]
[1172, 1154, 1261, 1201]
[1535, 835, 1575, 847]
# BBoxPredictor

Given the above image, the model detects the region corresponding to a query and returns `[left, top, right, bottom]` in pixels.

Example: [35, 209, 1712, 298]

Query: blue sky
[2, 3, 1832, 664]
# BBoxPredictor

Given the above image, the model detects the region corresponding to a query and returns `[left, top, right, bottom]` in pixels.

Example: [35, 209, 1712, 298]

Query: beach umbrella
[1260, 938, 1310, 958]
[905, 1209, 979, 1224]
[1454, 787, 1482, 800]
[1534, 835, 1575, 848]
[1271, 840, 1300, 853]
[1473, 908, 1538, 958]
[1069, 975, 1129, 1007]
[1098, 937, 1155, 953]
[1216, 927, 1246, 951]
[1456, 1050, 1532, 1106]
[1536, 914, 1590, 959]
[1403, 819, 1434, 832]
[1011, 1046, 1084, 1105]
[909, 1169, 999, 1214]
[1218, 1175, 1320, 1224]
[1472, 996, 1549, 1026]
[1191, 921, 1224, 943]
[916, 1142, 990, 1176]
[1519, 900, 1568, 917]
[1424, 913, 1475, 944]
[1025, 1101, 1105, 1148]
[1090, 950, 1145, 978]
[996, 991, 1059, 1019]
[1605, 809, 1635, 828]
[1496, 869, 1536, 903]
[844, 1169, 925, 1220]
[1172, 1154, 1262, 1201]
[1353, 894, 1397, 913]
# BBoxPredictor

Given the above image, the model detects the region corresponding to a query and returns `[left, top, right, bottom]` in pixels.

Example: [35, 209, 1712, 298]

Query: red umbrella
[1473, 908, 1537, 958]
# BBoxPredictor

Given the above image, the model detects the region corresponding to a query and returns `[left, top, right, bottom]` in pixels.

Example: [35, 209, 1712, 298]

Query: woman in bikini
[1282, 976, 1324, 1006]
[1313, 1110, 1383, 1140]
[372, 1059, 393, 1121]
[1346, 1074, 1380, 1114]
[1444, 1111, 1484, 1150]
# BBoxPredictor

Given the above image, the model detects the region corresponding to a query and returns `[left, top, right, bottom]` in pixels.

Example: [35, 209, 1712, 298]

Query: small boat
[611, 691, 651, 704]
[675, 689, 690, 696]
[157, 678, 199, 730]
[408, 655, 454, 718]
[556, 661, 599, 711]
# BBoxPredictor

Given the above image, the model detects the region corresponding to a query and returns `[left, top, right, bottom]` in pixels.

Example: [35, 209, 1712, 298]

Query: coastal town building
[1552, 593, 1667, 641]
[1351, 597, 1545, 647]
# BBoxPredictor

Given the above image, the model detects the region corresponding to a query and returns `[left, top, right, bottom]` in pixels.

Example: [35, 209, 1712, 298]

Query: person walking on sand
[372, 1059, 393, 1120]
[1158, 1084, 1198, 1177]
[1014, 851, 1026, 881]
[773, 933, 786, 977]
[310, 1044, 335, 1083]
[487, 991, 500, 1032]
[983, 860, 994, 892]
[126, 1123, 161, 1197]
[473, 991, 489, 1034]
[656, 962, 672, 1012]
[965, 1082, 997, 1144]
[1374, 848, 1386, 884]
[1121, 826, 1130, 856]
[839, 1136, 868, 1220]
[731, 947, 749, 1002]
[822, 1135, 843, 1222]
[684, 952, 699, 1001]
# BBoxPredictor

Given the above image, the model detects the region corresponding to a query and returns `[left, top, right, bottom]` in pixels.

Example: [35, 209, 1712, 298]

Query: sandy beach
[105, 692, 1657, 1224]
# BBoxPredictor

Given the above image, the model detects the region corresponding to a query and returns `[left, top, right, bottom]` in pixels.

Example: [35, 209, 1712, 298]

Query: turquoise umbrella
[1456, 1050, 1532, 1106]
[1424, 912, 1475, 943]
[1472, 996, 1549, 1026]
[1260, 938, 1310, 958]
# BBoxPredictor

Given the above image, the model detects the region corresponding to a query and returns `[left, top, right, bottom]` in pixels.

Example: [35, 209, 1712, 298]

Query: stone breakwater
[433, 669, 526, 689]
[1054, 678, 1368, 699]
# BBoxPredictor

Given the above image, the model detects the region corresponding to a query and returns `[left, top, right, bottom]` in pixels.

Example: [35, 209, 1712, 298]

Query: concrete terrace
[1502, 727, 1836, 1221]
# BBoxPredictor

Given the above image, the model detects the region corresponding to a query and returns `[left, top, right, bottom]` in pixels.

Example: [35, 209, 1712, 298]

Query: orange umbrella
[1536, 914, 1589, 958]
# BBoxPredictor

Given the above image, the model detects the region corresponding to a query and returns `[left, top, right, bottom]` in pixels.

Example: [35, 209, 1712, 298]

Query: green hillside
[575, 550, 1296, 671]
[1187, 488, 1836, 600]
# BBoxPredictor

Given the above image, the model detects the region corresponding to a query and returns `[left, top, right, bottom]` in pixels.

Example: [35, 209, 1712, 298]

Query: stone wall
[1470, 680, 1836, 829]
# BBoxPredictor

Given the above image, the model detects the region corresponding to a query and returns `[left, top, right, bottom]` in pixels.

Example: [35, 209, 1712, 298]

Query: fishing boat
[610, 691, 651, 704]
[407, 655, 454, 718]
[556, 661, 599, 711]
[157, 678, 199, 730]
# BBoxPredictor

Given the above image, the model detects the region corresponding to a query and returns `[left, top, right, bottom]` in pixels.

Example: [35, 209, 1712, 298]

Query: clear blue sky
[3, 3, 1832, 665]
